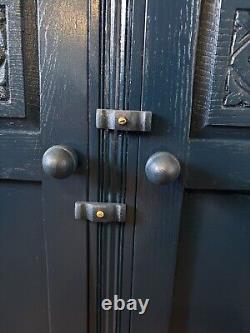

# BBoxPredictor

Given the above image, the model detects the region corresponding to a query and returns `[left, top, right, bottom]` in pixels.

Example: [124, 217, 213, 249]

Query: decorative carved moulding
[0, 0, 39, 121]
[0, 5, 8, 101]
[191, 0, 250, 131]
[224, 10, 250, 108]
[0, 0, 26, 117]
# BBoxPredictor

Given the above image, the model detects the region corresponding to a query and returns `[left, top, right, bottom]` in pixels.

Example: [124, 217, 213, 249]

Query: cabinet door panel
[170, 191, 250, 333]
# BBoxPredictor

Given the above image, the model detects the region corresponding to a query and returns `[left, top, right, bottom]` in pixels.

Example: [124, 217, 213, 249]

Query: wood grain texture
[0, 2, 45, 331]
[0, 1, 90, 332]
[130, 0, 198, 332]
[191, 0, 250, 130]
[0, 5, 8, 101]
[87, 1, 155, 333]
[39, 1, 89, 332]
[191, 0, 221, 133]
[0, 0, 40, 183]
[88, 1, 138, 332]
[0, 0, 39, 130]
[224, 10, 250, 107]
[1, 0, 250, 332]
[0, 133, 41, 180]
[186, 139, 250, 190]
[208, 0, 250, 127]
[87, 1, 101, 332]
[0, 0, 26, 117]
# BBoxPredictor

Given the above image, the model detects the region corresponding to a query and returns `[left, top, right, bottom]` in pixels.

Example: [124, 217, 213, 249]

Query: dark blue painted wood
[0, 181, 48, 333]
[170, 192, 250, 333]
[129, 0, 250, 332]
[40, 1, 88, 332]
[129, 0, 196, 331]
[0, 1, 89, 333]
[1, 0, 250, 332]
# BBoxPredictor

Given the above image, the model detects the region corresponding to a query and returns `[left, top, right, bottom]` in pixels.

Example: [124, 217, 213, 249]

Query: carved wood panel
[191, 0, 250, 131]
[224, 10, 250, 108]
[0, 0, 39, 122]
[0, 5, 8, 101]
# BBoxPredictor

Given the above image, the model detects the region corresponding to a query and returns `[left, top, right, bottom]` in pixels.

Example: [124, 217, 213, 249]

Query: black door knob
[42, 145, 78, 179]
[145, 152, 180, 185]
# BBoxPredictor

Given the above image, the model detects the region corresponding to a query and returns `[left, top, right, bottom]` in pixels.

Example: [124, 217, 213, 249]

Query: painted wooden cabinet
[0, 0, 249, 332]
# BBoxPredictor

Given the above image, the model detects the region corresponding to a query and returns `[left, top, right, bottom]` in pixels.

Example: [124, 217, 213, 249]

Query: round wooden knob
[145, 152, 180, 185]
[42, 145, 78, 179]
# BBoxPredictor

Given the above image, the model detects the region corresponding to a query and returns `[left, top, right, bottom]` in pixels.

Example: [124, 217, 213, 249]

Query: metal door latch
[75, 202, 126, 223]
[96, 109, 152, 132]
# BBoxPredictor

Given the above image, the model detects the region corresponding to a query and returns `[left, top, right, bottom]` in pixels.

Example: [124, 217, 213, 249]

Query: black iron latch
[96, 109, 152, 132]
[75, 202, 126, 223]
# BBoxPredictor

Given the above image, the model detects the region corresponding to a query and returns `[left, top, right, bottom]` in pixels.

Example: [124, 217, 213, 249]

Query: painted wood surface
[0, 0, 250, 332]
[0, 1, 89, 332]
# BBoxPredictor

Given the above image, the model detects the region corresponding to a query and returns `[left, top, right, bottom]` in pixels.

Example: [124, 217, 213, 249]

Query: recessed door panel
[170, 191, 250, 333]
[0, 181, 48, 333]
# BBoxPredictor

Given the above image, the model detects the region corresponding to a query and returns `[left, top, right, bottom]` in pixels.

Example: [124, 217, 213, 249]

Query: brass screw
[117, 116, 127, 126]
[96, 210, 105, 219]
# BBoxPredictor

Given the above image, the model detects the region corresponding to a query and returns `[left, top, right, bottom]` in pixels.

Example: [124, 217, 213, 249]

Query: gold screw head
[117, 116, 127, 126]
[96, 210, 105, 219]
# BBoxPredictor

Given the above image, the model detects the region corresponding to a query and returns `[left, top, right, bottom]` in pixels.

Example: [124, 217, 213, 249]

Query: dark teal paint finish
[130, 0, 250, 332]
[1, 0, 250, 332]
[0, 181, 48, 333]
[0, 1, 89, 333]
[170, 192, 250, 333]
